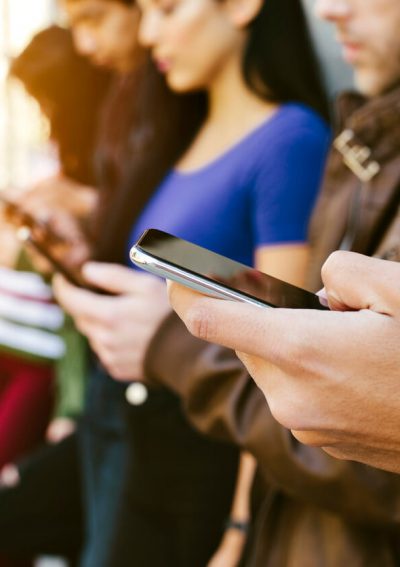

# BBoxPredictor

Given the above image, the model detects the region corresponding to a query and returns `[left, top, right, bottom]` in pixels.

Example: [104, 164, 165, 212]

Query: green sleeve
[53, 315, 88, 419]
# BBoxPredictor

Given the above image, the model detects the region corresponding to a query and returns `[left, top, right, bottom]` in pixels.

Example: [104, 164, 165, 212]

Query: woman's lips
[340, 41, 362, 64]
[154, 57, 172, 73]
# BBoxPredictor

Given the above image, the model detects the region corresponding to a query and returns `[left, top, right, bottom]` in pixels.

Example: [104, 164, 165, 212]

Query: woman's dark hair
[242, 0, 330, 121]
[10, 25, 111, 185]
[94, 0, 329, 262]
[93, 58, 206, 262]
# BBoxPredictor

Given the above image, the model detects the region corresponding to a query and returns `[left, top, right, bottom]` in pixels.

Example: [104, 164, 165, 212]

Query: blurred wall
[0, 0, 59, 188]
[302, 0, 354, 98]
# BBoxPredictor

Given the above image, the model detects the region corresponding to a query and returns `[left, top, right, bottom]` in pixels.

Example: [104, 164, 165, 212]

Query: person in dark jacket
[154, 0, 400, 563]
[167, 0, 400, 476]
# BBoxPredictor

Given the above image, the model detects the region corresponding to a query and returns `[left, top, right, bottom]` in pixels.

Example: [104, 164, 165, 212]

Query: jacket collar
[331, 84, 400, 255]
[335, 84, 400, 171]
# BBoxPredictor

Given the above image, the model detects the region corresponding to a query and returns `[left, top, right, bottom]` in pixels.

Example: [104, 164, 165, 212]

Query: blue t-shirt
[129, 103, 330, 266]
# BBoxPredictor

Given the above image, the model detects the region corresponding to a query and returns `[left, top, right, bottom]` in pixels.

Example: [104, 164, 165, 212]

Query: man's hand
[54, 263, 171, 381]
[168, 252, 400, 473]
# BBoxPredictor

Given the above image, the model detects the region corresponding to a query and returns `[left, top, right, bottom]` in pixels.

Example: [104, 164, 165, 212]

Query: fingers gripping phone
[0, 195, 107, 293]
[130, 229, 327, 310]
[19, 228, 89, 289]
[0, 195, 67, 245]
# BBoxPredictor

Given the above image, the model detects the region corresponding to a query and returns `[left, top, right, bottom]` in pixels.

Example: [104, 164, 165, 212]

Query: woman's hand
[54, 263, 171, 381]
[6, 174, 97, 220]
[207, 529, 246, 567]
[2, 175, 96, 273]
[46, 417, 77, 444]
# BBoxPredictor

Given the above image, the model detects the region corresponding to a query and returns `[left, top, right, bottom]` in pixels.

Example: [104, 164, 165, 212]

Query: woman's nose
[138, 11, 161, 49]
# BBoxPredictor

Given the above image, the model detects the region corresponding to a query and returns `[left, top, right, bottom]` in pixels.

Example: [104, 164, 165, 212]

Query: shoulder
[249, 104, 330, 170]
[271, 103, 330, 144]
[251, 104, 330, 201]
[251, 104, 330, 175]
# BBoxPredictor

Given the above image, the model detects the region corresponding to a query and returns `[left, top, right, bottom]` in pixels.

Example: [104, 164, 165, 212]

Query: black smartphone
[19, 230, 114, 295]
[19, 229, 88, 288]
[0, 195, 67, 245]
[130, 229, 327, 310]
[0, 195, 113, 294]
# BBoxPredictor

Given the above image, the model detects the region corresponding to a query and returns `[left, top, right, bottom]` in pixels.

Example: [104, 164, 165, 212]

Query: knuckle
[267, 388, 317, 432]
[321, 250, 348, 287]
[100, 351, 116, 374]
[271, 407, 298, 432]
[185, 302, 216, 342]
[267, 394, 299, 431]
[322, 445, 350, 461]
[291, 429, 327, 447]
[109, 366, 125, 381]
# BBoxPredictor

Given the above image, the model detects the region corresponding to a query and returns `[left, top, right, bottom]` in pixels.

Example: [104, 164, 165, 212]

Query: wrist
[225, 518, 250, 535]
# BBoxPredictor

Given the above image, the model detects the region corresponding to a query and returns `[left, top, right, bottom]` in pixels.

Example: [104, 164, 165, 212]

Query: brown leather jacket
[145, 87, 400, 566]
[309, 85, 400, 287]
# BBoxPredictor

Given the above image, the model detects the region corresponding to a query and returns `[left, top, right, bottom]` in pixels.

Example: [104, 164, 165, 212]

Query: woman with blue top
[55, 0, 330, 565]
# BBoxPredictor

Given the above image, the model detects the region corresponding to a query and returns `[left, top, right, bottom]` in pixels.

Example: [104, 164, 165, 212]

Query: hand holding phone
[0, 194, 68, 246]
[0, 194, 104, 292]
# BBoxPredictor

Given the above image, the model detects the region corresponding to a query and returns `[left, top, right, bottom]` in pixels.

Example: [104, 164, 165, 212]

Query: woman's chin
[165, 72, 201, 93]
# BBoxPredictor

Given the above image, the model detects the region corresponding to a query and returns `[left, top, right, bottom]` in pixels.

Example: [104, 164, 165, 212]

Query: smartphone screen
[133, 229, 327, 310]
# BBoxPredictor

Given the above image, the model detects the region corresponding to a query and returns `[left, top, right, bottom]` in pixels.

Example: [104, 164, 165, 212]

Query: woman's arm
[207, 453, 256, 567]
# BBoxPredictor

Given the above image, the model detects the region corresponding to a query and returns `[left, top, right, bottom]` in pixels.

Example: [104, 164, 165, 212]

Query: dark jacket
[144, 86, 400, 566]
[309, 85, 400, 286]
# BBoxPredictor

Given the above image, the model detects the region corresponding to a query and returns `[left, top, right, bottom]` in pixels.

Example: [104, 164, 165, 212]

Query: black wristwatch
[225, 518, 250, 534]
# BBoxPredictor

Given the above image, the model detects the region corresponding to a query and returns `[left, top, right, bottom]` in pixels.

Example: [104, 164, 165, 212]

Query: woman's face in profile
[64, 0, 140, 74]
[136, 0, 244, 92]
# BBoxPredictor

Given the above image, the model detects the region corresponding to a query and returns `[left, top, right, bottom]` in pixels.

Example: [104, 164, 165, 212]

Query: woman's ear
[224, 0, 263, 28]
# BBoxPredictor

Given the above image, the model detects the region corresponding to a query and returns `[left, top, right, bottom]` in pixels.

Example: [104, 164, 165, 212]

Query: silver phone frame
[130, 246, 270, 309]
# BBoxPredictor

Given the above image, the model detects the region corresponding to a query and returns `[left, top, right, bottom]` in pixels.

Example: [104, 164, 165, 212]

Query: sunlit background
[0, 0, 352, 192]
[0, 0, 61, 189]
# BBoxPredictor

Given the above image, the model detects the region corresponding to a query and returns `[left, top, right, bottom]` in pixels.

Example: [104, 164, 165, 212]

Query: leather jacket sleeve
[144, 312, 400, 527]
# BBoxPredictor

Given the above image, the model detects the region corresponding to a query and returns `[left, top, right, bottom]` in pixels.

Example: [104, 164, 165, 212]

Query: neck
[206, 51, 272, 127]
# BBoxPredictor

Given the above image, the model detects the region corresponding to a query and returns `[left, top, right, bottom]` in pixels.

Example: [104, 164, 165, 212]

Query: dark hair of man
[10, 25, 111, 185]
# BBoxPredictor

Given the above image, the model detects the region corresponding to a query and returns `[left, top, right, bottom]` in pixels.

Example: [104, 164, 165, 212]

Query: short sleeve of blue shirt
[129, 103, 330, 267]
[251, 105, 330, 246]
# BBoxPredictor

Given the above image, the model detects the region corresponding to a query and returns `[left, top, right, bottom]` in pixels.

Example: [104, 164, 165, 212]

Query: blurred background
[0, 0, 61, 189]
[0, 0, 352, 191]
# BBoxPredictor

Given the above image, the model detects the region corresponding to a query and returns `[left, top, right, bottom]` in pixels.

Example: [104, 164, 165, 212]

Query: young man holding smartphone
[167, 0, 400, 473]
